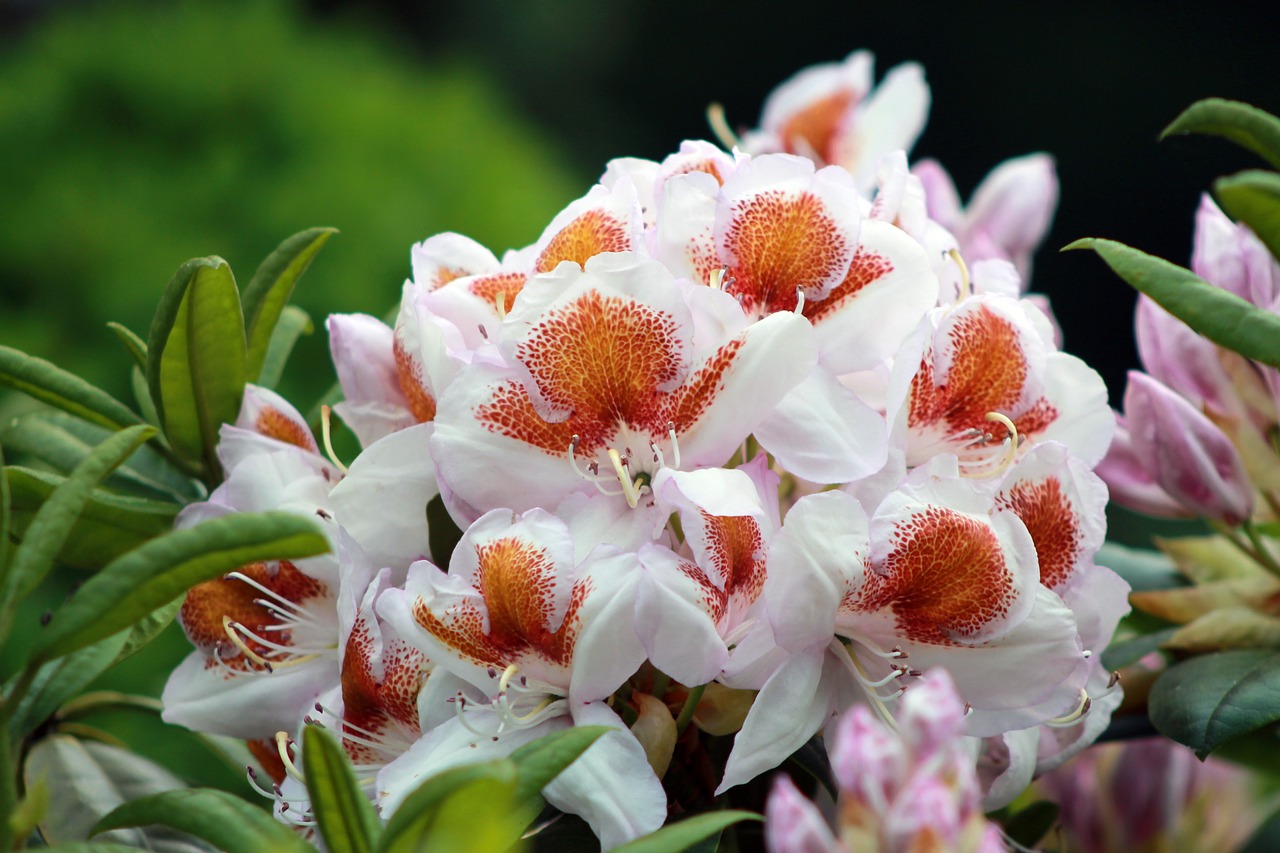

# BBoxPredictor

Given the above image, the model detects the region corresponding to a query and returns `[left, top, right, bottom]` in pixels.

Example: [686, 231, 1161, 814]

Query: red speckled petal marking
[536, 209, 632, 273]
[661, 339, 744, 435]
[427, 266, 470, 291]
[413, 537, 588, 668]
[254, 407, 317, 452]
[468, 271, 528, 315]
[702, 512, 766, 613]
[723, 190, 851, 314]
[997, 476, 1079, 592]
[861, 507, 1016, 645]
[393, 338, 437, 423]
[908, 305, 1038, 435]
[341, 619, 426, 762]
[780, 91, 854, 162]
[180, 561, 326, 669]
[802, 246, 894, 324]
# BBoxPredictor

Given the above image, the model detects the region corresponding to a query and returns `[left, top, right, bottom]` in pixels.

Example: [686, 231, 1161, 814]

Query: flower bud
[764, 776, 839, 853]
[1095, 413, 1192, 518]
[1123, 372, 1253, 524]
[1134, 295, 1235, 415]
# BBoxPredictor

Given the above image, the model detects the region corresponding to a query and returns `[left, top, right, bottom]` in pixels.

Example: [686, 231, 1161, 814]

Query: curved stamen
[320, 405, 350, 475]
[494, 291, 508, 321]
[274, 731, 305, 781]
[706, 103, 741, 151]
[1044, 688, 1092, 728]
[222, 616, 273, 671]
[794, 286, 806, 315]
[608, 448, 642, 509]
[568, 436, 627, 496]
[224, 571, 316, 622]
[947, 248, 972, 298]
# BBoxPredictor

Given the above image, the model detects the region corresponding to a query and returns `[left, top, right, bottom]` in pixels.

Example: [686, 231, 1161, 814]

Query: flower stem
[674, 683, 707, 736]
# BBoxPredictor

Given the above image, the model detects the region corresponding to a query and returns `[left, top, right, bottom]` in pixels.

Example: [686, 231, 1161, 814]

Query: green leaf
[303, 725, 381, 853]
[426, 494, 463, 569]
[5, 467, 180, 570]
[132, 365, 161, 428]
[2, 425, 154, 604]
[1002, 801, 1060, 849]
[1216, 170, 1280, 262]
[509, 726, 611, 807]
[93, 788, 311, 853]
[257, 305, 314, 390]
[1241, 804, 1280, 853]
[1096, 542, 1188, 592]
[8, 630, 131, 738]
[1064, 238, 1280, 368]
[29, 736, 217, 851]
[378, 761, 519, 853]
[612, 811, 762, 853]
[408, 775, 528, 853]
[9, 773, 49, 842]
[27, 510, 329, 663]
[1161, 98, 1280, 170]
[112, 596, 185, 666]
[243, 228, 336, 382]
[0, 345, 143, 432]
[1100, 626, 1178, 670]
[146, 256, 247, 467]
[106, 322, 148, 370]
[42, 844, 178, 853]
[1148, 648, 1280, 757]
[0, 442, 10, 579]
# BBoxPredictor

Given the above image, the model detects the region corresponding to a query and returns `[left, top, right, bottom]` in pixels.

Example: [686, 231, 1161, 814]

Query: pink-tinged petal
[543, 702, 666, 850]
[758, 51, 874, 161]
[328, 312, 417, 447]
[764, 775, 839, 853]
[802, 218, 938, 374]
[392, 282, 463, 425]
[1066, 564, 1131, 659]
[636, 545, 730, 687]
[376, 710, 564, 816]
[208, 443, 335, 517]
[837, 62, 930, 192]
[328, 423, 439, 572]
[410, 232, 500, 292]
[753, 366, 888, 484]
[899, 668, 967, 756]
[601, 156, 660, 227]
[911, 159, 962, 228]
[653, 169, 722, 286]
[961, 154, 1059, 279]
[969, 258, 1022, 299]
[653, 140, 737, 209]
[883, 773, 964, 850]
[978, 728, 1040, 811]
[766, 490, 871, 652]
[1135, 295, 1235, 413]
[714, 154, 862, 313]
[1124, 372, 1253, 524]
[530, 181, 645, 274]
[1192, 194, 1255, 300]
[1034, 656, 1125, 775]
[869, 151, 928, 239]
[162, 650, 337, 739]
[717, 645, 838, 793]
[235, 384, 318, 453]
[1095, 414, 1190, 517]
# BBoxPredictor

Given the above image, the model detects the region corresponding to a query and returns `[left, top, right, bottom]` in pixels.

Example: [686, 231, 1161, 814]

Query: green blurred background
[0, 0, 1275, 798]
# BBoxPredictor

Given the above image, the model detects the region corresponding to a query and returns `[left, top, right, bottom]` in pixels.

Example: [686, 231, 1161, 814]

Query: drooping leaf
[8, 630, 131, 738]
[0, 345, 143, 432]
[1100, 626, 1178, 671]
[1064, 238, 1280, 368]
[1164, 607, 1280, 653]
[2, 425, 153, 605]
[1155, 534, 1268, 583]
[5, 467, 180, 570]
[27, 511, 329, 663]
[378, 761, 519, 853]
[1002, 801, 1060, 850]
[1215, 170, 1280, 262]
[302, 726, 381, 853]
[93, 787, 310, 853]
[1161, 98, 1280, 170]
[28, 736, 216, 852]
[612, 811, 763, 853]
[257, 305, 314, 390]
[9, 773, 50, 844]
[146, 256, 247, 468]
[106, 322, 148, 370]
[1148, 648, 1280, 757]
[509, 726, 611, 807]
[1095, 542, 1188, 592]
[132, 365, 161, 429]
[111, 597, 186, 666]
[243, 228, 337, 382]
[391, 773, 527, 853]
[1129, 575, 1280, 624]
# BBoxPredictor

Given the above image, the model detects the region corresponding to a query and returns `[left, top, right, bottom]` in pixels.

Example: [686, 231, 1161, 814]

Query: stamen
[494, 291, 507, 321]
[225, 571, 314, 621]
[958, 412, 1021, 478]
[667, 422, 681, 469]
[477, 324, 488, 340]
[706, 103, 741, 151]
[222, 616, 273, 672]
[608, 448, 641, 509]
[709, 267, 730, 290]
[947, 248, 972, 298]
[320, 406, 350, 475]
[568, 436, 625, 497]
[274, 731, 305, 781]
[1044, 689, 1092, 728]
[794, 286, 805, 315]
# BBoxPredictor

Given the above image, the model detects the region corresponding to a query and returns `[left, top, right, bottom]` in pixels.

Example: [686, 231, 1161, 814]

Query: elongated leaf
[613, 811, 762, 853]
[9, 630, 131, 738]
[1100, 626, 1178, 670]
[106, 322, 148, 370]
[303, 726, 380, 853]
[2, 425, 153, 604]
[1065, 238, 1280, 368]
[1216, 170, 1280, 262]
[0, 345, 143, 431]
[1148, 648, 1280, 757]
[41, 844, 169, 852]
[257, 305, 314, 390]
[132, 365, 161, 429]
[147, 256, 247, 467]
[243, 228, 337, 382]
[29, 737, 216, 852]
[378, 761, 518, 853]
[6, 467, 179, 569]
[509, 726, 611, 807]
[0, 442, 10, 578]
[28, 511, 329, 663]
[112, 597, 185, 666]
[93, 788, 311, 853]
[1161, 98, 1280, 170]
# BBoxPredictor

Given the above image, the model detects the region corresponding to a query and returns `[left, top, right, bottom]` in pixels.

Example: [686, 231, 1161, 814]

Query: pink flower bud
[1095, 413, 1192, 518]
[1123, 372, 1253, 524]
[883, 774, 963, 851]
[1135, 295, 1236, 414]
[829, 704, 903, 805]
[764, 776, 840, 853]
[899, 669, 966, 757]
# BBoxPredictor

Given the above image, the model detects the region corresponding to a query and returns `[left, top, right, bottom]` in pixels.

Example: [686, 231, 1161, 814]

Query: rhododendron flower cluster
[161, 50, 1126, 848]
